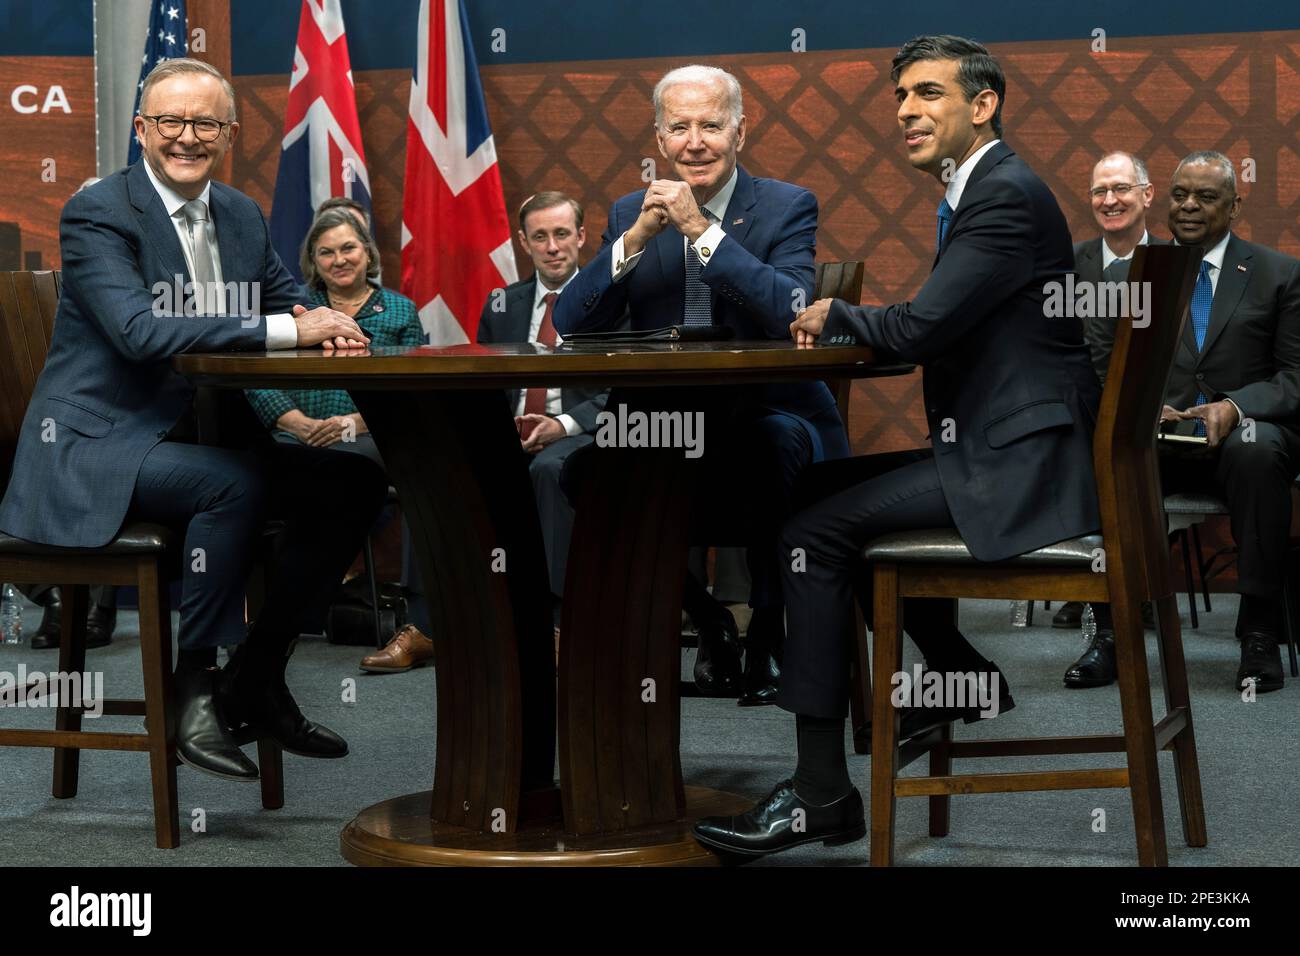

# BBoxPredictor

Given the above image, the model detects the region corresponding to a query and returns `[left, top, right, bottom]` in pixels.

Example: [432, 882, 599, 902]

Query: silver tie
[181, 199, 219, 314]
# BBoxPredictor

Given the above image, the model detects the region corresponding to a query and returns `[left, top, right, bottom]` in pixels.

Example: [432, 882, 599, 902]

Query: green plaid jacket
[244, 285, 426, 428]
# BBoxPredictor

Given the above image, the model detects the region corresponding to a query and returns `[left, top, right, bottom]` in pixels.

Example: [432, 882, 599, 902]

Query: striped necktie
[683, 209, 717, 326]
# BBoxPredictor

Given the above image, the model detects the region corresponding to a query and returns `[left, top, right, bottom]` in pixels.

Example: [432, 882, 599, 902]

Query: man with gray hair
[554, 63, 849, 705]
[1069, 150, 1300, 693]
[0, 58, 387, 782]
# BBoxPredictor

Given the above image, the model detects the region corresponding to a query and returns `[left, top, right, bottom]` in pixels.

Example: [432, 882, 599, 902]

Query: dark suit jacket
[822, 142, 1102, 562]
[476, 274, 608, 433]
[552, 165, 841, 442]
[0, 161, 303, 547]
[1074, 233, 1171, 383]
[1163, 233, 1300, 430]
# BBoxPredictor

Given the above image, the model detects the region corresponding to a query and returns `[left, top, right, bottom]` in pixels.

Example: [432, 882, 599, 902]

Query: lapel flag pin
[732, 218, 744, 225]
[1237, 264, 1247, 272]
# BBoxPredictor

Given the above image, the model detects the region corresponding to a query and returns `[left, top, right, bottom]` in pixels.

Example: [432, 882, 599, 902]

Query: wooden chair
[860, 244, 1207, 866]
[0, 270, 282, 849]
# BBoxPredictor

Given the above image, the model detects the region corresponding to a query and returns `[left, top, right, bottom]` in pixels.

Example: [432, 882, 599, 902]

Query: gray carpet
[1, 595, 1295, 867]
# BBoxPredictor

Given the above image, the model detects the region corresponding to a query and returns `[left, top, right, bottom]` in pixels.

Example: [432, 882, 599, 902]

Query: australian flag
[128, 0, 187, 166]
[269, 0, 373, 283]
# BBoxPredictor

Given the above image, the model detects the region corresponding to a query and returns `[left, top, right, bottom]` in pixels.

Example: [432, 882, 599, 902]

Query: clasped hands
[516, 413, 565, 454]
[280, 410, 368, 448]
[624, 180, 712, 255]
[291, 303, 370, 351]
[1161, 400, 1240, 448]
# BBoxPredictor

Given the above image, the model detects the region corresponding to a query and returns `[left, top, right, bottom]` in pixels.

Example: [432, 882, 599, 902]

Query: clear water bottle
[1, 583, 22, 645]
[1009, 600, 1029, 628]
[1081, 602, 1097, 642]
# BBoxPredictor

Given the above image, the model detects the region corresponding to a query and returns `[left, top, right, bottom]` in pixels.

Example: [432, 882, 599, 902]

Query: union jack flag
[401, 0, 517, 344]
[128, 0, 187, 166]
[269, 0, 372, 283]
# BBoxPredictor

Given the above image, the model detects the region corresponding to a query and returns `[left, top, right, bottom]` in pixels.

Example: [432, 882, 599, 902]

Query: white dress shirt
[610, 166, 740, 282]
[943, 138, 1001, 211]
[517, 270, 581, 436]
[141, 160, 297, 349]
[1101, 229, 1150, 271]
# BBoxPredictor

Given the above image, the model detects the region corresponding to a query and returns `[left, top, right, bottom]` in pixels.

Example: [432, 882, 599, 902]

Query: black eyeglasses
[1089, 182, 1149, 200]
[140, 114, 232, 142]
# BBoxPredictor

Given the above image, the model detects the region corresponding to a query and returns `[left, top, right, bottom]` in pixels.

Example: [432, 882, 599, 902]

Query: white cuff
[611, 233, 644, 282]
[691, 223, 727, 268]
[556, 413, 581, 437]
[265, 313, 298, 350]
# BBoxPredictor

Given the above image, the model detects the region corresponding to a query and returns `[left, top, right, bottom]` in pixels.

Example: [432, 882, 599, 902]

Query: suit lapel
[1198, 234, 1250, 359]
[127, 161, 188, 282]
[934, 141, 1014, 268]
[1076, 239, 1102, 284]
[510, 276, 536, 343]
[209, 185, 245, 284]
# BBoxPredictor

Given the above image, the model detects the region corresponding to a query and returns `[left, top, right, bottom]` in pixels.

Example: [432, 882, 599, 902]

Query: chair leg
[257, 739, 285, 810]
[1178, 530, 1199, 629]
[1152, 593, 1207, 848]
[1282, 559, 1300, 679]
[869, 564, 903, 866]
[1190, 524, 1212, 613]
[928, 722, 952, 838]
[52, 584, 90, 799]
[136, 561, 180, 849]
[1111, 588, 1169, 866]
[1025, 600, 1034, 627]
[849, 604, 871, 755]
[363, 536, 384, 649]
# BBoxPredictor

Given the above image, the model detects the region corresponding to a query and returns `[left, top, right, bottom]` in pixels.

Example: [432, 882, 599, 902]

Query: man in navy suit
[694, 36, 1102, 857]
[477, 191, 609, 617]
[0, 59, 387, 781]
[554, 64, 850, 705]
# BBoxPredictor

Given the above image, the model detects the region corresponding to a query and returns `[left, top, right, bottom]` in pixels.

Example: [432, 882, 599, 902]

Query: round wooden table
[176, 340, 912, 866]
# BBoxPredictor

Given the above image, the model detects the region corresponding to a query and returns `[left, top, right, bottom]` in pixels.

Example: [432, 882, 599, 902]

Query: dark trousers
[777, 448, 967, 719]
[130, 440, 387, 652]
[1161, 422, 1300, 597]
[530, 432, 594, 602]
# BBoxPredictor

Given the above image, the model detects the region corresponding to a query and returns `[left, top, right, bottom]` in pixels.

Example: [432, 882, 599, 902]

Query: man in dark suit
[1066, 150, 1300, 693]
[477, 191, 608, 617]
[1053, 151, 1166, 635]
[694, 35, 1102, 857]
[0, 59, 386, 781]
[554, 64, 850, 705]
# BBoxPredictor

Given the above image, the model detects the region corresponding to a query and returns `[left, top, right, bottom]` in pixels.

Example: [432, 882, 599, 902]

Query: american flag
[269, 0, 372, 283]
[128, 0, 187, 166]
[401, 0, 517, 345]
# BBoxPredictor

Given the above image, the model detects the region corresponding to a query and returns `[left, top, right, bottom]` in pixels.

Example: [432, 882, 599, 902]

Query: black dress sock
[1238, 594, 1281, 638]
[793, 713, 852, 804]
[177, 647, 217, 671]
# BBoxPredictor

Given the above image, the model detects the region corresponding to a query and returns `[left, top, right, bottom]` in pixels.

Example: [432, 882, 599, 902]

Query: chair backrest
[814, 261, 865, 425]
[0, 271, 60, 480]
[1095, 245, 1202, 600]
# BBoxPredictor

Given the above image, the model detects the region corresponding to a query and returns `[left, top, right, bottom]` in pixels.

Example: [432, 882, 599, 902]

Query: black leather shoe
[29, 597, 62, 649]
[693, 779, 865, 858]
[737, 646, 780, 706]
[1064, 629, 1117, 688]
[223, 652, 349, 758]
[1052, 601, 1084, 628]
[1237, 631, 1284, 693]
[694, 608, 743, 695]
[173, 666, 259, 781]
[85, 603, 116, 648]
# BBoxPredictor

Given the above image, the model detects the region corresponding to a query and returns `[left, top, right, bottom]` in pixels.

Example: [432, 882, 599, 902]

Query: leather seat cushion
[862, 528, 1103, 566]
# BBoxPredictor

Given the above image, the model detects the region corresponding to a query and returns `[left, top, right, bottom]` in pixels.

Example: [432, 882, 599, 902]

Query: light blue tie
[1190, 260, 1213, 435]
[683, 209, 717, 326]
[936, 198, 954, 253]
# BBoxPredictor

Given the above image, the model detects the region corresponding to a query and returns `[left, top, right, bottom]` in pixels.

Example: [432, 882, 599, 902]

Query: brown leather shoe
[360, 625, 434, 673]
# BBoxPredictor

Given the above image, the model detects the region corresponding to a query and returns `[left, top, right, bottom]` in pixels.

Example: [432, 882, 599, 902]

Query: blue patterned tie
[683, 209, 716, 326]
[1190, 260, 1213, 435]
[936, 198, 954, 253]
